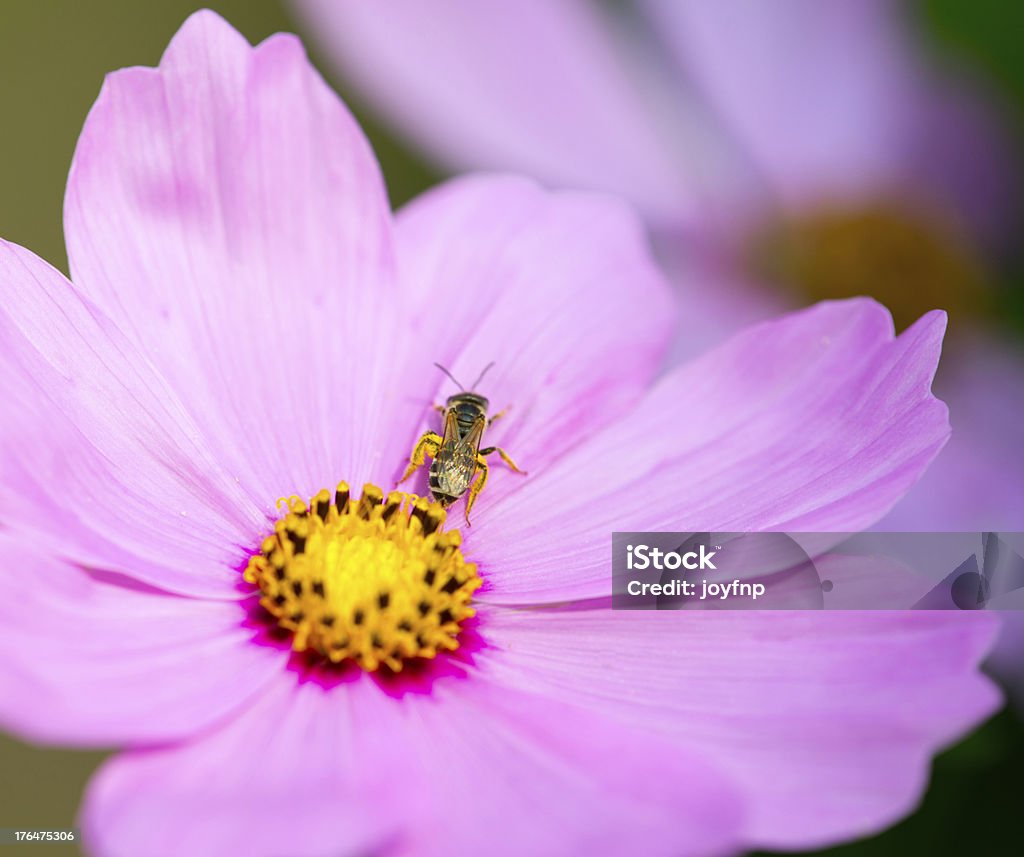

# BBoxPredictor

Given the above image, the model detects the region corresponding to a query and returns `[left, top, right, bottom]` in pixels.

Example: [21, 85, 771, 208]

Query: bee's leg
[488, 406, 511, 426]
[399, 432, 443, 484]
[479, 446, 528, 475]
[464, 455, 490, 525]
[432, 404, 447, 415]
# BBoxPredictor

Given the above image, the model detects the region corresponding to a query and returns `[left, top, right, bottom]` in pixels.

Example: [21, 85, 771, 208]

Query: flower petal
[483, 605, 1000, 849]
[393, 175, 675, 482]
[81, 664, 744, 857]
[0, 536, 279, 745]
[468, 299, 950, 602]
[647, 0, 1019, 244]
[904, 80, 1020, 251]
[392, 675, 744, 857]
[0, 240, 260, 595]
[80, 675, 405, 857]
[292, 0, 714, 227]
[642, 0, 922, 207]
[64, 10, 410, 504]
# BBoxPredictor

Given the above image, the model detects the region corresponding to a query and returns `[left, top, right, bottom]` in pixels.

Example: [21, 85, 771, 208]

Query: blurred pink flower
[294, 0, 1024, 531]
[294, 0, 1015, 242]
[0, 11, 1001, 857]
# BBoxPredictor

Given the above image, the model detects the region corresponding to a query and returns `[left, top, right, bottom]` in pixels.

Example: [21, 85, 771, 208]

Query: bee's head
[446, 392, 490, 411]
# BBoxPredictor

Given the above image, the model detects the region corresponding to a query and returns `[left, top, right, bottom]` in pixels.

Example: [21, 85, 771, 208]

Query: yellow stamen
[244, 482, 480, 672]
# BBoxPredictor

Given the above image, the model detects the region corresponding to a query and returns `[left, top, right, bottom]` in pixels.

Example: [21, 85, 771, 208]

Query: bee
[399, 362, 526, 524]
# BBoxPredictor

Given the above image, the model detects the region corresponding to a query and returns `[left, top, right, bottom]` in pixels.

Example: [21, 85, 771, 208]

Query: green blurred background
[1, 1, 1022, 855]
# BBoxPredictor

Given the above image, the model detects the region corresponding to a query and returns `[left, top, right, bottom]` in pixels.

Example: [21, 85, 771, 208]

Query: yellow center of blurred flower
[747, 199, 988, 331]
[244, 482, 480, 672]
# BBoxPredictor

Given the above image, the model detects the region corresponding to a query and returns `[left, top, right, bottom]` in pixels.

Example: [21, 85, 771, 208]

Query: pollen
[244, 482, 480, 672]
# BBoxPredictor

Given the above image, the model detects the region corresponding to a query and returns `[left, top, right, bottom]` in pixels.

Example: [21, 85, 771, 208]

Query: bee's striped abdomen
[428, 462, 444, 496]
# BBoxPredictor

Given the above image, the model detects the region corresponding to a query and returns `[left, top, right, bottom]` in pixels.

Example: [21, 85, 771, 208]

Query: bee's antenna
[433, 362, 464, 391]
[469, 361, 496, 390]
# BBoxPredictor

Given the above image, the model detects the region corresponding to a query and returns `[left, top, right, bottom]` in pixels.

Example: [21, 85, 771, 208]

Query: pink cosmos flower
[294, 0, 1024, 532]
[0, 11, 1000, 857]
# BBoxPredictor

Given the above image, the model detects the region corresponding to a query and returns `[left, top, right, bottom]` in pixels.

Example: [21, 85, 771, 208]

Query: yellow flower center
[747, 199, 987, 331]
[244, 482, 480, 672]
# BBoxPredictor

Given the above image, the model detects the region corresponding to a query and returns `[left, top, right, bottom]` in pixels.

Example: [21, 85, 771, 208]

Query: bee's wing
[438, 408, 461, 452]
[454, 413, 486, 457]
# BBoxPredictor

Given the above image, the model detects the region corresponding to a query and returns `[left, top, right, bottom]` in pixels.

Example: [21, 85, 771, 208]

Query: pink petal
[80, 675, 406, 857]
[643, 0, 923, 208]
[905, 80, 1021, 251]
[82, 664, 743, 857]
[292, 0, 711, 228]
[393, 175, 675, 483]
[0, 536, 280, 745]
[483, 605, 999, 849]
[64, 10, 412, 505]
[467, 299, 949, 602]
[643, 0, 1018, 245]
[659, 256, 786, 365]
[392, 675, 743, 857]
[0, 240, 259, 596]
